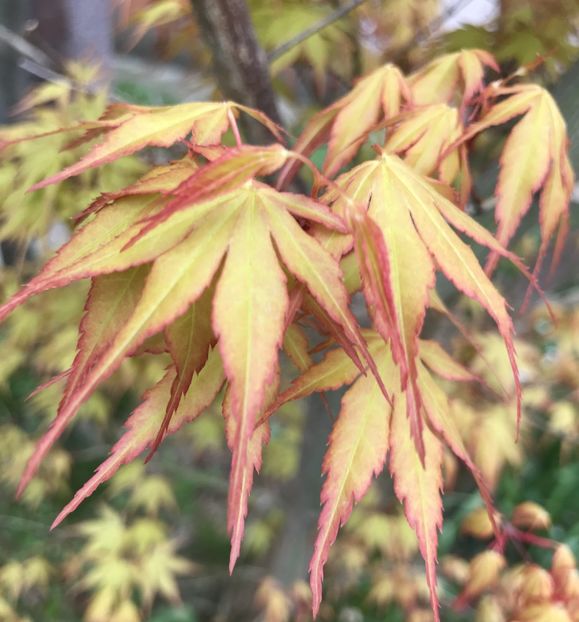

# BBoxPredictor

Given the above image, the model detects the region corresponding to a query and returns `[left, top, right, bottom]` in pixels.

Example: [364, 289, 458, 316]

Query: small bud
[551, 545, 579, 600]
[511, 502, 551, 531]
[464, 550, 506, 599]
[461, 507, 496, 539]
[476, 596, 505, 622]
[518, 565, 554, 604]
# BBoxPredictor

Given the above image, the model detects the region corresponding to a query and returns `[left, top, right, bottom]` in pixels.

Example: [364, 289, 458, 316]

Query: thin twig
[400, 0, 479, 53]
[0, 23, 53, 67]
[268, 0, 369, 62]
[19, 58, 126, 102]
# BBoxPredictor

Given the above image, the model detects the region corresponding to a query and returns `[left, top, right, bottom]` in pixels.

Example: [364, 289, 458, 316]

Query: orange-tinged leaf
[349, 207, 429, 460]
[265, 197, 382, 394]
[51, 348, 225, 528]
[147, 285, 216, 456]
[165, 286, 215, 407]
[418, 340, 477, 382]
[20, 204, 239, 491]
[78, 157, 198, 220]
[17, 267, 149, 496]
[143, 145, 291, 230]
[234, 104, 285, 143]
[281, 64, 411, 183]
[283, 323, 312, 372]
[256, 183, 347, 232]
[340, 251, 361, 294]
[410, 49, 497, 105]
[381, 153, 521, 428]
[458, 49, 498, 103]
[30, 102, 281, 190]
[31, 102, 230, 189]
[213, 204, 288, 571]
[0, 196, 155, 321]
[310, 346, 394, 616]
[0, 192, 228, 324]
[417, 362, 497, 535]
[325, 64, 410, 176]
[385, 104, 462, 179]
[302, 294, 366, 377]
[267, 347, 362, 416]
[260, 334, 386, 427]
[67, 268, 150, 401]
[223, 374, 276, 573]
[461, 85, 574, 274]
[389, 390, 443, 622]
[334, 159, 436, 461]
[349, 210, 403, 368]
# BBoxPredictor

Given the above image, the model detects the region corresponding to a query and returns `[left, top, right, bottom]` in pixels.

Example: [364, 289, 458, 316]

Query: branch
[404, 0, 478, 51]
[268, 0, 368, 62]
[189, 0, 281, 143]
[0, 23, 53, 67]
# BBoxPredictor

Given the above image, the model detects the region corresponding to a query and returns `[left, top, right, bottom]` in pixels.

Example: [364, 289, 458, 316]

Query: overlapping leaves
[461, 83, 575, 276]
[0, 142, 378, 574]
[0, 49, 574, 622]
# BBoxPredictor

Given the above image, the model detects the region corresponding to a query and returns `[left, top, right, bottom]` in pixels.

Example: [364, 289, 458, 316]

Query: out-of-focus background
[0, 1, 578, 621]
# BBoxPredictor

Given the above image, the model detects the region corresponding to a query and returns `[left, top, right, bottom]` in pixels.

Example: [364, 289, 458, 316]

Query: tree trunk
[189, 0, 281, 143]
[270, 394, 335, 588]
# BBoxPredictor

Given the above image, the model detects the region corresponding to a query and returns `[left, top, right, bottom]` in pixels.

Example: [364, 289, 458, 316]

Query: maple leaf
[409, 49, 498, 106]
[269, 337, 471, 620]
[309, 342, 394, 616]
[282, 323, 312, 372]
[460, 83, 574, 276]
[29, 101, 283, 190]
[278, 63, 411, 185]
[389, 388, 443, 621]
[51, 348, 225, 528]
[384, 103, 469, 198]
[418, 339, 478, 383]
[222, 376, 275, 572]
[76, 156, 198, 221]
[252, 2, 352, 92]
[417, 361, 498, 534]
[327, 150, 528, 447]
[3, 166, 383, 576]
[146, 285, 216, 458]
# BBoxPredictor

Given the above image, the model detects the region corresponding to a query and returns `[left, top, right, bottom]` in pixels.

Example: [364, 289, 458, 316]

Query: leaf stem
[227, 108, 243, 147]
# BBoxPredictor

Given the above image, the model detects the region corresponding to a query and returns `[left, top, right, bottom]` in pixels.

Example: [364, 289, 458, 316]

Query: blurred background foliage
[0, 0, 577, 621]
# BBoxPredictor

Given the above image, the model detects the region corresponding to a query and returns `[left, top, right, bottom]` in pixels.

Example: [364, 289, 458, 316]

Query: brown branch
[189, 0, 280, 144]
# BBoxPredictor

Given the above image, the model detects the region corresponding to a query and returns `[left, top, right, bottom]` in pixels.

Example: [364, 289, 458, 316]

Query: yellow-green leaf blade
[310, 349, 394, 616]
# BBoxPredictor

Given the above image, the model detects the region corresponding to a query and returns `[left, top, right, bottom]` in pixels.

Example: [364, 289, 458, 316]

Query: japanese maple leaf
[460, 83, 575, 276]
[385, 103, 470, 201]
[409, 49, 498, 106]
[325, 150, 531, 459]
[51, 347, 225, 529]
[260, 332, 494, 621]
[0, 158, 377, 573]
[29, 100, 283, 190]
[278, 63, 411, 185]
